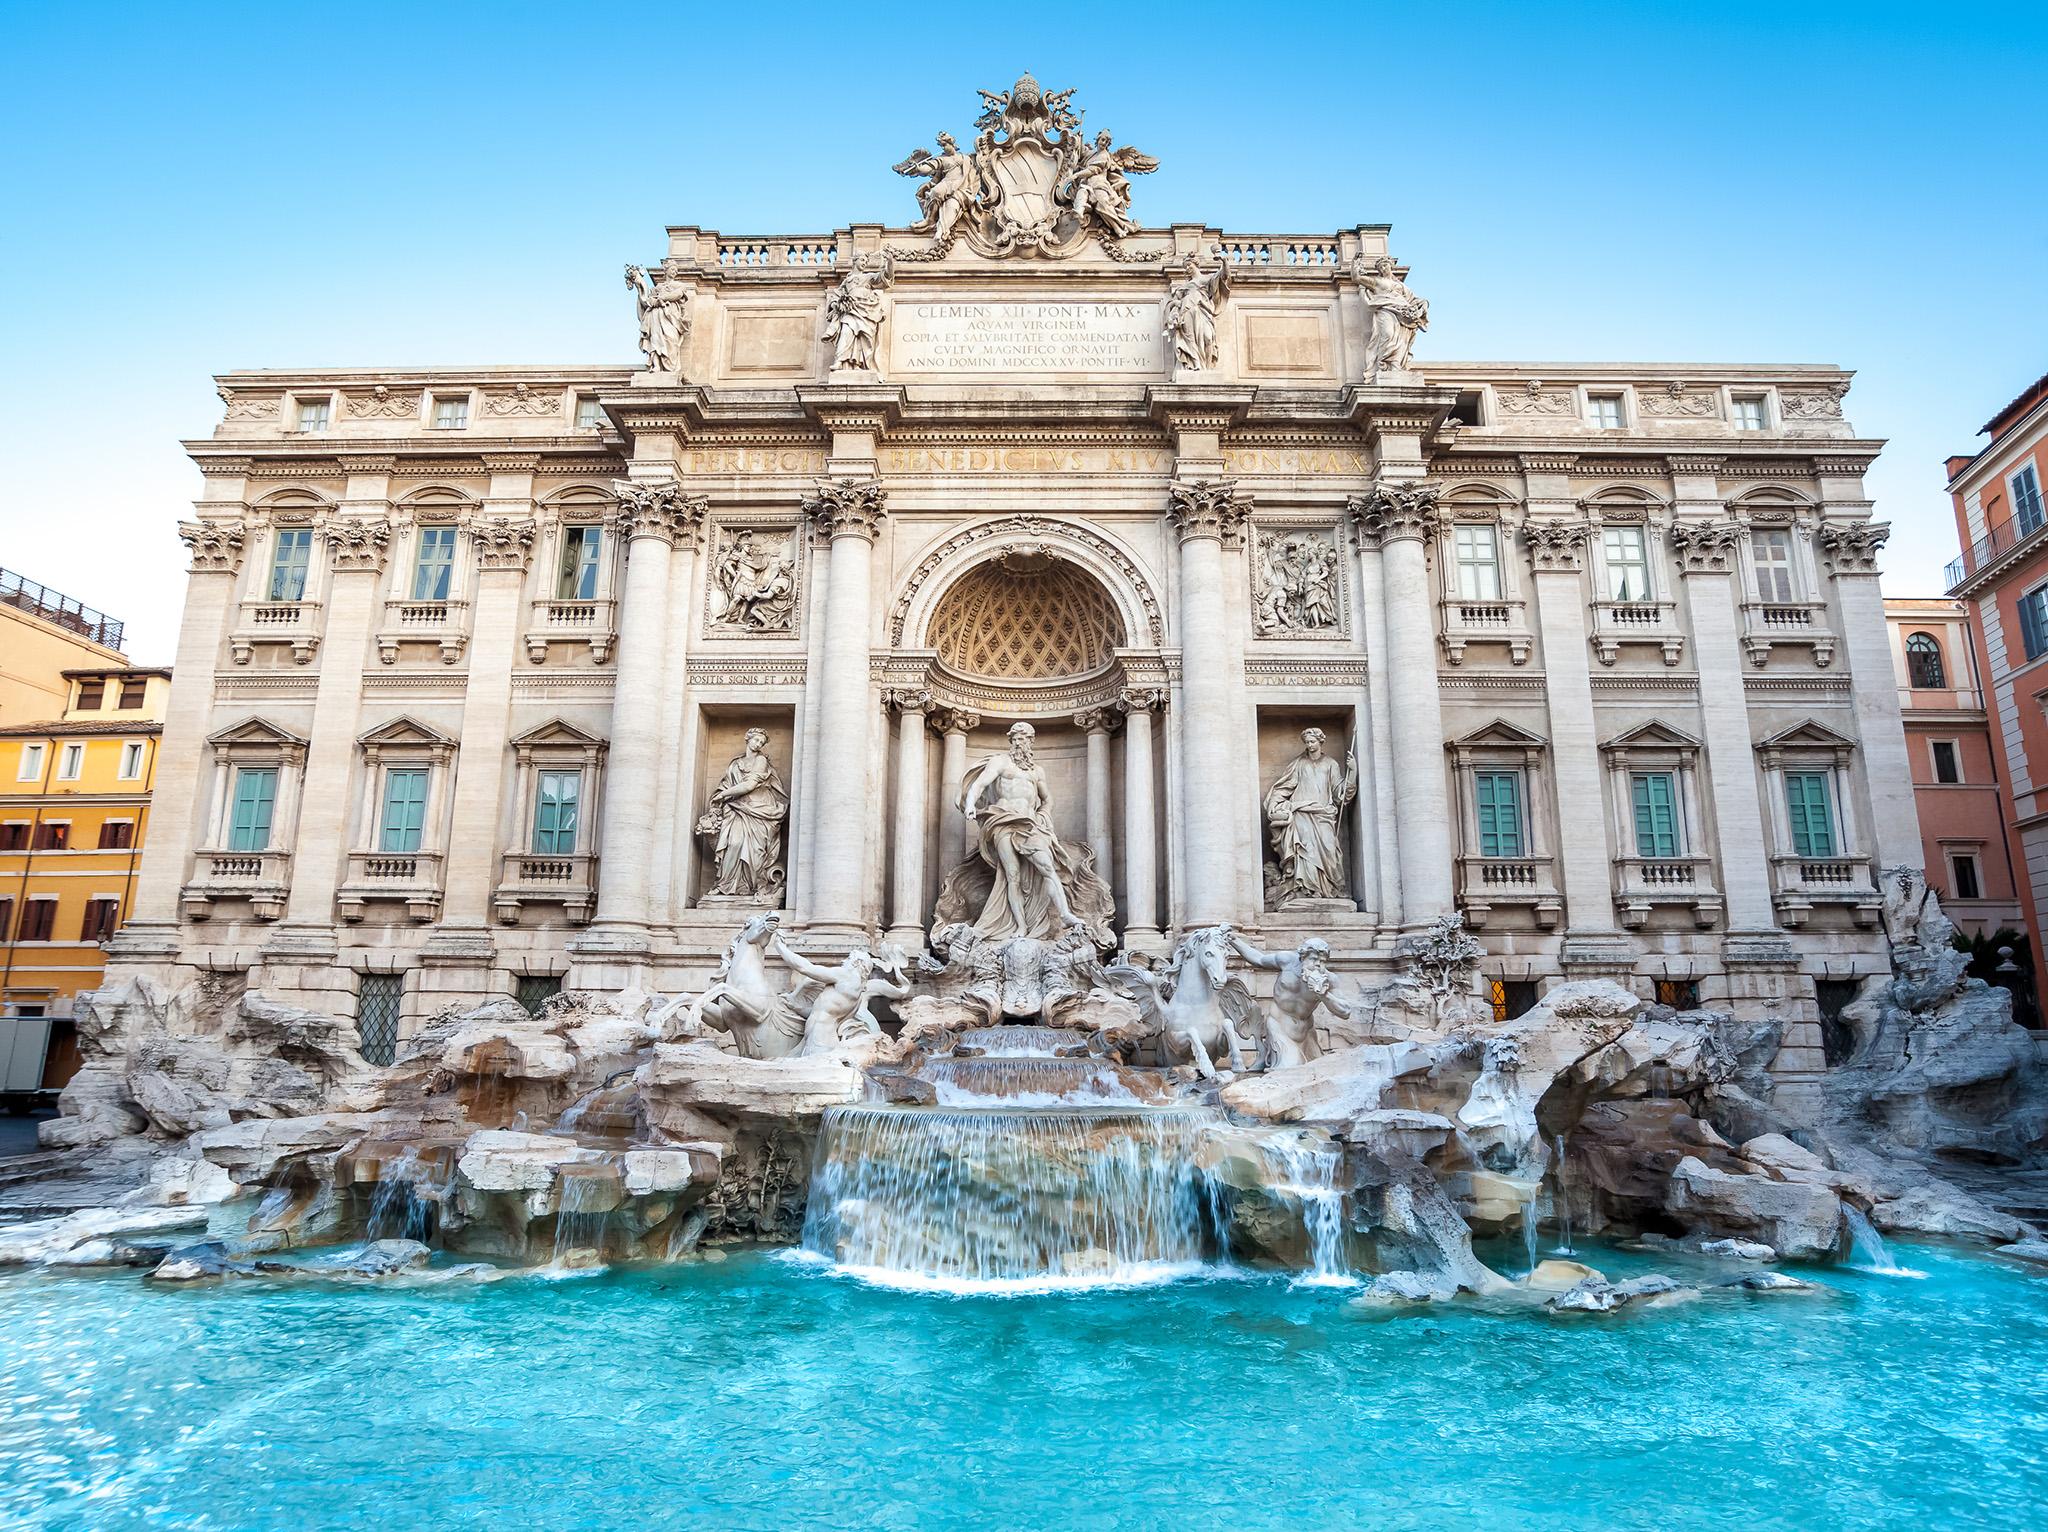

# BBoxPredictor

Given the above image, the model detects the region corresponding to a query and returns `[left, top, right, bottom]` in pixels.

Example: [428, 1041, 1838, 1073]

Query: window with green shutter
[1784, 771, 1836, 858]
[229, 767, 277, 851]
[532, 770, 581, 854]
[379, 769, 429, 853]
[1473, 770, 1524, 857]
[1631, 772, 1680, 858]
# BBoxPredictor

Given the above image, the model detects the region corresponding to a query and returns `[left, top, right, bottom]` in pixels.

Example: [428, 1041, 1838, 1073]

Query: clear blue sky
[3, 1, 2042, 662]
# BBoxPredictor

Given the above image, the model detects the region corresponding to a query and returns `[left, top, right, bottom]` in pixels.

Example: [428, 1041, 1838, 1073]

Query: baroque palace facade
[111, 78, 1914, 1086]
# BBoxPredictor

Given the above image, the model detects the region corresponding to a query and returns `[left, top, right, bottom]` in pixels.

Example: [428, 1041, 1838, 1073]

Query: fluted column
[1119, 687, 1166, 948]
[1819, 519, 1920, 868]
[1169, 480, 1251, 926]
[884, 687, 931, 949]
[930, 707, 980, 866]
[803, 480, 887, 937]
[589, 479, 707, 935]
[1351, 482, 1454, 923]
[1076, 708, 1119, 886]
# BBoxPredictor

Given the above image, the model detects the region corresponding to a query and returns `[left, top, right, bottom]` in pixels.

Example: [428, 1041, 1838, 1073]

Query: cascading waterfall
[1548, 1133, 1575, 1255]
[1843, 1204, 1925, 1277]
[1258, 1131, 1352, 1285]
[550, 1167, 617, 1268]
[365, 1146, 455, 1244]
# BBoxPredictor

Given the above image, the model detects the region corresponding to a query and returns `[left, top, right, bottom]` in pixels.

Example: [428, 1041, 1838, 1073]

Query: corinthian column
[884, 687, 931, 949]
[589, 479, 708, 937]
[1168, 481, 1251, 927]
[803, 479, 887, 938]
[1118, 687, 1165, 949]
[930, 707, 980, 866]
[1818, 518, 1920, 868]
[1075, 708, 1119, 886]
[1350, 482, 1454, 922]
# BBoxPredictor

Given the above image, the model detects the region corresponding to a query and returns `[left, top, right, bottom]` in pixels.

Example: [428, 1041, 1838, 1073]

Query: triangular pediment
[1450, 718, 1548, 749]
[356, 715, 457, 749]
[1602, 720, 1702, 752]
[207, 716, 308, 749]
[1758, 719, 1857, 752]
[510, 718, 606, 750]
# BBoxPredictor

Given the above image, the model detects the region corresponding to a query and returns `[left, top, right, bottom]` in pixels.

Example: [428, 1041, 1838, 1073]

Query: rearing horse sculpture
[1105, 924, 1261, 1080]
[659, 912, 806, 1059]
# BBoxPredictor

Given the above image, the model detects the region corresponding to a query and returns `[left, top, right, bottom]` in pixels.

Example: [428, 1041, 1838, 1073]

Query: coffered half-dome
[926, 554, 1126, 680]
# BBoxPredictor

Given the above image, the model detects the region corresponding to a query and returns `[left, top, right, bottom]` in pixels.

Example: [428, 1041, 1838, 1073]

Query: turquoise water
[2, 1242, 2046, 1531]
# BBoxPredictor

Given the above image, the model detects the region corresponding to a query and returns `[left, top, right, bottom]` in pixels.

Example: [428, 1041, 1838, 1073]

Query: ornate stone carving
[890, 515, 1164, 647]
[344, 385, 419, 420]
[694, 729, 789, 903]
[1781, 386, 1847, 421]
[1495, 383, 1574, 417]
[608, 479, 710, 546]
[1346, 481, 1441, 545]
[625, 264, 691, 374]
[1668, 518, 1746, 574]
[1355, 256, 1429, 382]
[1167, 479, 1252, 545]
[1817, 520, 1889, 576]
[1522, 519, 1592, 573]
[217, 388, 278, 422]
[929, 558, 1124, 680]
[802, 479, 887, 541]
[891, 74, 1158, 260]
[1072, 707, 1119, 734]
[1251, 528, 1343, 636]
[707, 526, 798, 633]
[1636, 382, 1716, 418]
[883, 687, 933, 714]
[325, 517, 393, 572]
[1117, 686, 1168, 715]
[822, 254, 893, 373]
[1163, 255, 1228, 372]
[1263, 728, 1357, 907]
[179, 520, 246, 573]
[927, 707, 982, 738]
[1228, 932, 1354, 1069]
[483, 383, 564, 417]
[470, 516, 536, 571]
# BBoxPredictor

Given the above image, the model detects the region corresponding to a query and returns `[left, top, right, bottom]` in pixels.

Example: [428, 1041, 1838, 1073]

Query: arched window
[1905, 632, 1946, 689]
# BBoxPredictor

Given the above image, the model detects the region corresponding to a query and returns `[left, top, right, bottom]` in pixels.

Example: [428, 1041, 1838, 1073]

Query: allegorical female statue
[1358, 255, 1428, 382]
[822, 254, 893, 372]
[1163, 255, 1228, 372]
[1263, 728, 1358, 904]
[695, 729, 788, 900]
[625, 264, 690, 374]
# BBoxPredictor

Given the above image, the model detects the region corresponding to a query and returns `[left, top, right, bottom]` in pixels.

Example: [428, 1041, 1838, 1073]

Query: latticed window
[928, 558, 1125, 679]
[1904, 632, 1945, 689]
[516, 975, 562, 1016]
[269, 529, 313, 601]
[412, 527, 457, 600]
[357, 974, 402, 1065]
[1654, 978, 1700, 1010]
[1750, 529, 1796, 603]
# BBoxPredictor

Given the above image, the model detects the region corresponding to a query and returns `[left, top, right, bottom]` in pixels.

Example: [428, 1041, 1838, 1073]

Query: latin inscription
[875, 445, 1369, 475]
[893, 302, 1162, 374]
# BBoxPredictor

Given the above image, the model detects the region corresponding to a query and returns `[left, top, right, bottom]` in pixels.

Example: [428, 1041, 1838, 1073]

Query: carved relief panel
[703, 520, 804, 637]
[1248, 524, 1349, 640]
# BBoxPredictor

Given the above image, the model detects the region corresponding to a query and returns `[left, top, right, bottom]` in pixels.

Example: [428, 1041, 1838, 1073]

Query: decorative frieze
[802, 479, 887, 541]
[705, 524, 800, 634]
[1495, 385, 1575, 417]
[483, 384, 564, 417]
[1242, 658, 1370, 689]
[1781, 386, 1847, 421]
[345, 386, 419, 420]
[1636, 383, 1717, 418]
[1167, 479, 1252, 545]
[1250, 526, 1347, 638]
[217, 389, 278, 422]
[179, 520, 247, 573]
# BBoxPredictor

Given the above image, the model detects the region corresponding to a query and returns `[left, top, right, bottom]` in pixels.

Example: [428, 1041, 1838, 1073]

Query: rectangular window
[2013, 465, 2046, 537]
[1630, 772, 1680, 858]
[575, 397, 605, 429]
[1931, 740, 1961, 785]
[1751, 528, 1797, 603]
[1949, 852, 1982, 901]
[74, 679, 104, 710]
[17, 743, 45, 782]
[269, 528, 314, 601]
[1587, 394, 1625, 430]
[0, 824, 26, 851]
[117, 678, 146, 709]
[118, 741, 145, 780]
[0, 898, 11, 940]
[1602, 525, 1652, 601]
[356, 974, 403, 1067]
[33, 823, 69, 851]
[1731, 395, 1769, 431]
[2021, 585, 2048, 662]
[295, 397, 330, 432]
[228, 767, 277, 851]
[81, 898, 121, 942]
[379, 768, 429, 853]
[516, 975, 563, 1016]
[1473, 770, 1524, 858]
[431, 395, 469, 430]
[56, 743, 84, 780]
[557, 526, 602, 600]
[19, 900, 56, 942]
[1453, 524, 1503, 600]
[97, 820, 135, 849]
[1784, 770, 1837, 858]
[1654, 978, 1701, 1010]
[532, 770, 582, 854]
[412, 526, 458, 601]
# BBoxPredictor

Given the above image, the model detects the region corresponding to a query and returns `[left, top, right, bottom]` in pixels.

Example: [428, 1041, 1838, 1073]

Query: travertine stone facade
[110, 79, 1915, 1091]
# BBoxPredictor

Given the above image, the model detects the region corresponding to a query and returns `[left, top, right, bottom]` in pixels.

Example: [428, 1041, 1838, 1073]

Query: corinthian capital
[1816, 520, 1889, 576]
[1166, 479, 1251, 545]
[1521, 518, 1591, 573]
[802, 479, 888, 541]
[883, 686, 932, 714]
[470, 516, 537, 571]
[325, 516, 393, 573]
[179, 519, 246, 573]
[1117, 686, 1168, 716]
[1345, 480, 1441, 545]
[1668, 518, 1746, 574]
[608, 478, 710, 548]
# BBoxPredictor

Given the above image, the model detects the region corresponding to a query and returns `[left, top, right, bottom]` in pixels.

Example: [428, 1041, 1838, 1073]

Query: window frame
[2022, 583, 2048, 663]
[1749, 526, 1799, 603]
[116, 678, 146, 709]
[80, 896, 122, 942]
[1599, 523, 1654, 602]
[33, 821, 70, 852]
[227, 765, 279, 851]
[268, 526, 316, 602]
[557, 524, 605, 600]
[293, 395, 332, 433]
[1783, 769, 1838, 858]
[1472, 768, 1525, 858]
[1585, 392, 1627, 431]
[17, 743, 46, 782]
[55, 743, 84, 781]
[2012, 464, 2045, 538]
[117, 741, 146, 780]
[377, 766, 431, 854]
[97, 819, 136, 850]
[574, 396, 606, 430]
[531, 768, 584, 855]
[74, 679, 105, 710]
[1452, 523, 1504, 601]
[1630, 770, 1683, 858]
[430, 393, 471, 430]
[1948, 850, 1983, 902]
[1929, 738, 1962, 785]
[1904, 631, 1946, 690]
[18, 898, 57, 942]
[411, 524, 459, 601]
[1730, 394, 1770, 431]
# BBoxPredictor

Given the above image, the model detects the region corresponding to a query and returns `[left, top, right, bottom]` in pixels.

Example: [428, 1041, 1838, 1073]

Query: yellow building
[1, 665, 170, 1099]
[1, 568, 130, 727]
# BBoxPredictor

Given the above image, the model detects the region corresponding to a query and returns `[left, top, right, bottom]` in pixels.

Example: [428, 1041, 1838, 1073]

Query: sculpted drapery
[697, 730, 789, 899]
[1264, 729, 1358, 903]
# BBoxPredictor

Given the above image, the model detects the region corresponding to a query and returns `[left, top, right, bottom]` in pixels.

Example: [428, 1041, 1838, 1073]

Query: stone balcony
[493, 851, 598, 926]
[525, 596, 616, 664]
[1740, 600, 1835, 668]
[1614, 855, 1722, 929]
[1437, 597, 1532, 666]
[1589, 600, 1685, 666]
[230, 598, 322, 665]
[180, 849, 293, 922]
[337, 850, 444, 923]
[377, 597, 471, 665]
[1770, 854, 1881, 928]
[1456, 855, 1561, 929]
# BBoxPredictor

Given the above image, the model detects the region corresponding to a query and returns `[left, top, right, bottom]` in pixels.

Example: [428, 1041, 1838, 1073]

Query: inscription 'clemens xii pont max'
[893, 302, 1162, 373]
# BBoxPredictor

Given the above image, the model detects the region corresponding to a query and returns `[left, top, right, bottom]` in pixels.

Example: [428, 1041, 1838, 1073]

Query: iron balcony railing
[0, 567, 124, 650]
[1947, 512, 2046, 591]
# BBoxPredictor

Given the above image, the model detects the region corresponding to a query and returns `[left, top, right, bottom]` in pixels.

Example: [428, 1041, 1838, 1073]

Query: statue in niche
[1229, 933, 1354, 1070]
[1163, 254, 1229, 372]
[1357, 255, 1428, 382]
[822, 253, 893, 372]
[625, 264, 691, 374]
[933, 721, 1116, 948]
[1252, 530, 1342, 636]
[770, 933, 913, 1055]
[1264, 728, 1358, 905]
[695, 730, 788, 901]
[710, 529, 797, 632]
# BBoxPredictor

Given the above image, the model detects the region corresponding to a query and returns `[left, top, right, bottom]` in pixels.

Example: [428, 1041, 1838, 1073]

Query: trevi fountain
[3, 75, 2047, 1532]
